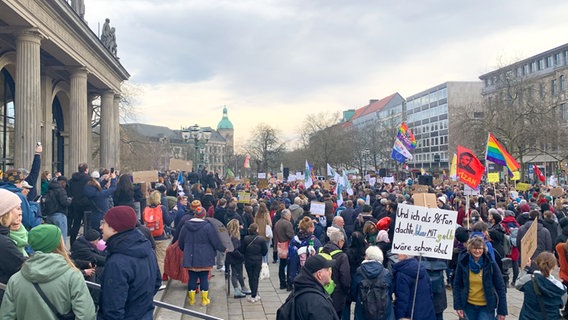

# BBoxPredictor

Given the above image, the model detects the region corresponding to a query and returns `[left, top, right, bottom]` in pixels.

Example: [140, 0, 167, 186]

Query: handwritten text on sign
[391, 204, 458, 260]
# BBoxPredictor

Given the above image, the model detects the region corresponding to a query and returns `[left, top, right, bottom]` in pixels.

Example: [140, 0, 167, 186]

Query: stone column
[40, 74, 53, 176]
[113, 94, 121, 168]
[99, 90, 114, 169]
[15, 29, 42, 169]
[69, 67, 88, 170]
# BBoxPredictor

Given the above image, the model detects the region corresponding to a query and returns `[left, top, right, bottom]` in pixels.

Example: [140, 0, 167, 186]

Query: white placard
[383, 176, 394, 184]
[464, 184, 480, 196]
[296, 172, 303, 180]
[310, 201, 326, 216]
[369, 177, 377, 186]
[391, 203, 458, 260]
[288, 174, 297, 181]
[258, 173, 267, 179]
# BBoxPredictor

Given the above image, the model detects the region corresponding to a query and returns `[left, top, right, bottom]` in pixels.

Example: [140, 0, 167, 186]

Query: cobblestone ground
[154, 258, 540, 320]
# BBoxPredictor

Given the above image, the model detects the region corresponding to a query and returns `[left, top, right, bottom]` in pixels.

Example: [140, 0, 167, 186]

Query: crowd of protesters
[2, 154, 568, 319]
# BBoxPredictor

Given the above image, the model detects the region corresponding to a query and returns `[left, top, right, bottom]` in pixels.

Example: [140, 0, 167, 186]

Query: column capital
[69, 66, 88, 77]
[15, 28, 43, 43]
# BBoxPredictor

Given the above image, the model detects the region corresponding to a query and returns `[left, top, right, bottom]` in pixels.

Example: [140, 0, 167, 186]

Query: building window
[552, 79, 558, 96]
[547, 56, 553, 68]
[0, 69, 16, 172]
[531, 61, 537, 72]
[540, 83, 546, 98]
[556, 53, 562, 66]
[561, 75, 566, 92]
[524, 64, 530, 74]
[562, 103, 568, 121]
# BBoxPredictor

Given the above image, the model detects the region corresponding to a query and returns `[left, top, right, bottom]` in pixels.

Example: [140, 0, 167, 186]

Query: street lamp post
[181, 124, 212, 172]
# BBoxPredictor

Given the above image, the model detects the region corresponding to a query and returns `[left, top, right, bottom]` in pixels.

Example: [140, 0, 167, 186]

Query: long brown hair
[53, 237, 79, 271]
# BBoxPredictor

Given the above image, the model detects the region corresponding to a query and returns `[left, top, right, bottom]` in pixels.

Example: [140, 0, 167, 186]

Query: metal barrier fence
[0, 281, 222, 320]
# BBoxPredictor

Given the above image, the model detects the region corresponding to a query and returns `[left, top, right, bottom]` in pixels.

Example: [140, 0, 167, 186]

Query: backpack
[358, 269, 388, 320]
[509, 227, 519, 247]
[290, 235, 316, 267]
[276, 287, 327, 320]
[503, 233, 512, 256]
[143, 206, 164, 237]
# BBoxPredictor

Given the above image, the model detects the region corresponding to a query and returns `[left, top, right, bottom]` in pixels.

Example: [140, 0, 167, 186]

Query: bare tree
[244, 123, 285, 173]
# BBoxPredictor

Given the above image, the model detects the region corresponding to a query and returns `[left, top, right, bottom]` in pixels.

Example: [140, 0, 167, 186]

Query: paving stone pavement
[154, 259, 547, 320]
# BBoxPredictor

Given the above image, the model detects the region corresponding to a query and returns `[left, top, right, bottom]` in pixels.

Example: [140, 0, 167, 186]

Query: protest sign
[258, 173, 267, 179]
[310, 201, 326, 216]
[464, 184, 480, 196]
[257, 179, 269, 189]
[487, 172, 500, 183]
[412, 184, 429, 193]
[169, 159, 192, 172]
[391, 204, 458, 260]
[412, 193, 437, 208]
[516, 182, 531, 191]
[276, 173, 283, 181]
[520, 217, 538, 268]
[288, 174, 297, 182]
[511, 171, 520, 181]
[238, 191, 251, 203]
[133, 170, 159, 184]
[550, 187, 564, 198]
[383, 176, 394, 184]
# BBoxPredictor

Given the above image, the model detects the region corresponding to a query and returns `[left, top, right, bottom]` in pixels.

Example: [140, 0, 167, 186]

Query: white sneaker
[216, 266, 225, 272]
[247, 296, 255, 303]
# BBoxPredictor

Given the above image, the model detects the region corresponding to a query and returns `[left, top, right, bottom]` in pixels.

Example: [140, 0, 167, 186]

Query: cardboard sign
[433, 179, 442, 186]
[516, 182, 531, 191]
[391, 204, 458, 260]
[323, 181, 331, 191]
[310, 201, 326, 216]
[257, 179, 268, 189]
[169, 159, 192, 172]
[238, 191, 251, 203]
[369, 177, 376, 186]
[412, 193, 437, 208]
[132, 170, 159, 184]
[412, 184, 429, 193]
[277, 173, 283, 181]
[520, 217, 538, 268]
[550, 187, 564, 198]
[487, 172, 500, 183]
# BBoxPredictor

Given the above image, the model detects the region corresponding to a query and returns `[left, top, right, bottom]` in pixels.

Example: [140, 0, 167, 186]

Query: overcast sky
[84, 0, 568, 151]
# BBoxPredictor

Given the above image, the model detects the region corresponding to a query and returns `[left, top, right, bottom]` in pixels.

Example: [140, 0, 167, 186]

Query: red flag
[534, 164, 545, 182]
[456, 145, 485, 189]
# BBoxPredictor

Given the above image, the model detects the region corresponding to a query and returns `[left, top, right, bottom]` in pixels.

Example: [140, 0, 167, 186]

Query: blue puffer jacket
[178, 218, 225, 268]
[97, 228, 161, 320]
[453, 252, 508, 317]
[392, 257, 437, 320]
[351, 260, 395, 320]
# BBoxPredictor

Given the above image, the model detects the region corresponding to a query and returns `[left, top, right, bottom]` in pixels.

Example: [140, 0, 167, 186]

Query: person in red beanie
[98, 206, 161, 319]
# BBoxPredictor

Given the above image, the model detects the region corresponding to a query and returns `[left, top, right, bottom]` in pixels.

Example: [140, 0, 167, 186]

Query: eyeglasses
[100, 220, 107, 226]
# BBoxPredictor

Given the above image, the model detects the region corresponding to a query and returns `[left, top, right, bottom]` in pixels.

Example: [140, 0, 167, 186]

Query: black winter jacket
[292, 267, 339, 320]
[43, 181, 71, 215]
[241, 234, 267, 265]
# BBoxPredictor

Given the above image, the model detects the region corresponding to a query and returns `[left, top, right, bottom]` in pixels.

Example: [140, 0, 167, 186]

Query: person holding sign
[453, 237, 507, 320]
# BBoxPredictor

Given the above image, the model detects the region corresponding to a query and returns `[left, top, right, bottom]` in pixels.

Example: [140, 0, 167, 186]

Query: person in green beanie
[0, 224, 95, 319]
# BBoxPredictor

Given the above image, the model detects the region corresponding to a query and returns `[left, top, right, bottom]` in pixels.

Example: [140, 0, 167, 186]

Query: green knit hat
[28, 224, 62, 253]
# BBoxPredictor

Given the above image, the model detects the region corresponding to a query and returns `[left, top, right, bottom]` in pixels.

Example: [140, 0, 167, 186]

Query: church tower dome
[217, 106, 234, 155]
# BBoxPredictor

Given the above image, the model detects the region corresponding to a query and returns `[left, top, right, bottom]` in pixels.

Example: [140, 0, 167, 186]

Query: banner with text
[391, 203, 458, 260]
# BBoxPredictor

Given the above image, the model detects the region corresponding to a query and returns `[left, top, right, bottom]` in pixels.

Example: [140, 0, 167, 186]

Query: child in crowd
[226, 219, 251, 298]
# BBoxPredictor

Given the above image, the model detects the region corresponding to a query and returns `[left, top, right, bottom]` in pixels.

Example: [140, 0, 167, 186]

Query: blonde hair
[536, 252, 557, 277]
[227, 219, 240, 239]
[0, 212, 12, 227]
[466, 236, 487, 254]
[53, 237, 79, 271]
[298, 216, 313, 232]
[148, 190, 162, 206]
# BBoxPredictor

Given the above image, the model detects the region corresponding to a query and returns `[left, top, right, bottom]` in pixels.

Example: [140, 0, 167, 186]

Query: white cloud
[85, 0, 568, 147]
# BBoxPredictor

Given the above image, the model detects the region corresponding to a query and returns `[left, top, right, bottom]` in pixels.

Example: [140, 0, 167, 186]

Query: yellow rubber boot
[201, 291, 210, 306]
[188, 290, 196, 305]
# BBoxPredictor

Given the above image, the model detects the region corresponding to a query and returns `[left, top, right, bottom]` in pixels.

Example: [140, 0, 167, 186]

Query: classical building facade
[0, 0, 128, 177]
[120, 108, 234, 174]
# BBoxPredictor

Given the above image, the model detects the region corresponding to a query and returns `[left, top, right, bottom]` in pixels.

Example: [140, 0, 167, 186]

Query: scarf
[468, 254, 484, 274]
[10, 226, 29, 257]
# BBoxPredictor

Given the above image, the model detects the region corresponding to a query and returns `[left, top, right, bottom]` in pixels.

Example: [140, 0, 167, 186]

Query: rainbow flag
[397, 122, 416, 151]
[486, 133, 520, 173]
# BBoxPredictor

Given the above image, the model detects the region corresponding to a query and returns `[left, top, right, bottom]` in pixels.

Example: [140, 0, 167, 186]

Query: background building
[405, 81, 483, 173]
